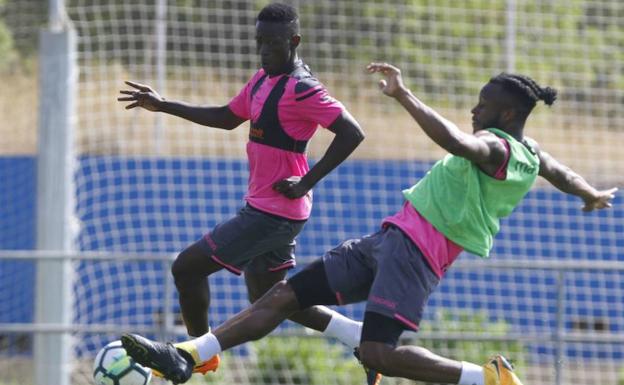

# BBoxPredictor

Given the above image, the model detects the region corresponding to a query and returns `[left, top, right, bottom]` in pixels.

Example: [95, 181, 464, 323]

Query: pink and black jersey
[228, 61, 345, 220]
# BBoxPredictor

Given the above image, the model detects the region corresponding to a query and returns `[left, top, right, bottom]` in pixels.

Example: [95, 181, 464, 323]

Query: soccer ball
[93, 340, 152, 385]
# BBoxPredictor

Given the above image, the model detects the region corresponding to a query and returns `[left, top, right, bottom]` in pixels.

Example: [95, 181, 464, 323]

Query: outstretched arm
[537, 148, 617, 211]
[366, 63, 506, 169]
[118, 81, 245, 130]
[273, 110, 365, 199]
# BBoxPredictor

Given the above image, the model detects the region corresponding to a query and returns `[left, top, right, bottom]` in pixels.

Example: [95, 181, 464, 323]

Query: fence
[1, 1, 623, 385]
[1, 251, 623, 385]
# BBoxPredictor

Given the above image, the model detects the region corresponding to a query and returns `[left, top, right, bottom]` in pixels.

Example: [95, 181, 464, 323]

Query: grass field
[0, 357, 621, 385]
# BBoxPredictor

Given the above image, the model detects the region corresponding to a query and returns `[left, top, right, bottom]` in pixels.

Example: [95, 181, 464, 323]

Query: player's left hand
[273, 176, 311, 199]
[366, 62, 407, 98]
[582, 187, 617, 212]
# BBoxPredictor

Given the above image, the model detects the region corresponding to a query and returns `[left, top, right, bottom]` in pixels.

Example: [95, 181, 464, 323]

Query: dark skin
[118, 20, 365, 337]
[197, 63, 616, 384]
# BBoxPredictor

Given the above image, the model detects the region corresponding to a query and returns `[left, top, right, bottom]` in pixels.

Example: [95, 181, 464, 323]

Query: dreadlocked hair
[490, 73, 558, 112]
[257, 3, 299, 24]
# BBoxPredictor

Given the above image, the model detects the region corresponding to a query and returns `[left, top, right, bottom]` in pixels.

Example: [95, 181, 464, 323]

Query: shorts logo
[370, 295, 397, 309]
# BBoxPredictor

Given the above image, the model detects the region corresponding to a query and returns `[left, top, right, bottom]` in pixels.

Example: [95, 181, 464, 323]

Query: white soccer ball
[93, 340, 152, 385]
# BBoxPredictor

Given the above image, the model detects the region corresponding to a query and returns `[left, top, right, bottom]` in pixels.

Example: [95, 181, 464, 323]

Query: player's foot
[353, 347, 382, 385]
[483, 355, 524, 385]
[194, 355, 220, 374]
[149, 355, 219, 378]
[121, 333, 193, 384]
[174, 340, 220, 374]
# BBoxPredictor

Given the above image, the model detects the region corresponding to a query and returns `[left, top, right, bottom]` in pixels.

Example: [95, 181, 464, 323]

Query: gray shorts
[199, 204, 306, 275]
[323, 225, 439, 331]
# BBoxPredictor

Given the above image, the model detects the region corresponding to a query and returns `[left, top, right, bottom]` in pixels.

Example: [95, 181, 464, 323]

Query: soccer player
[117, 2, 367, 377]
[121, 62, 617, 385]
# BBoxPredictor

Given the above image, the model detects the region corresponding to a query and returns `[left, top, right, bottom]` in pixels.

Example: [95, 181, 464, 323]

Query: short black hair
[490, 73, 558, 113]
[257, 3, 299, 24]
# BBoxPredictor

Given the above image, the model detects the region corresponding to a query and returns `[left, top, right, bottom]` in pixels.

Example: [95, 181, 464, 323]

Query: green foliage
[250, 336, 362, 385]
[0, 0, 16, 71]
[417, 310, 527, 375]
[2, 0, 622, 125]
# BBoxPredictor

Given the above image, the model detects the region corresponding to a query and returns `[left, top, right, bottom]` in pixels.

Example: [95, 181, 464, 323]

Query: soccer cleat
[483, 355, 524, 385]
[126, 337, 220, 379]
[121, 333, 194, 384]
[149, 356, 219, 379]
[192, 354, 220, 374]
[173, 340, 220, 374]
[353, 347, 383, 385]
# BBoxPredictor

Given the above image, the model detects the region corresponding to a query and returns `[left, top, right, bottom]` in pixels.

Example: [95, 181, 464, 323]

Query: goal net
[1, 1, 622, 385]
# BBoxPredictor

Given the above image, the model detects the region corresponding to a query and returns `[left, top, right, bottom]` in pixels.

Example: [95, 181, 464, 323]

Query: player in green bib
[403, 125, 540, 257]
[120, 63, 617, 385]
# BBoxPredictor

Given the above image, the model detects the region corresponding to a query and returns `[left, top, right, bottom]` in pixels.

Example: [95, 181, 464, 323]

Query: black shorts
[322, 225, 439, 331]
[198, 204, 306, 275]
[288, 259, 412, 347]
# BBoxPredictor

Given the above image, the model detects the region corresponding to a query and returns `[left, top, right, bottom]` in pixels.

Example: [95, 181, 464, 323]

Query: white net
[1, 1, 623, 385]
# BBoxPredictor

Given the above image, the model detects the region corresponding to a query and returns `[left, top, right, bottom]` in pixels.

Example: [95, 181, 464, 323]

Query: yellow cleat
[483, 355, 524, 385]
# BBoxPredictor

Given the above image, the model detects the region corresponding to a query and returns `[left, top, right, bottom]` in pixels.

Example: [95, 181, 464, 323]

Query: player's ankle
[458, 361, 484, 385]
[174, 341, 201, 365]
[175, 345, 197, 367]
[178, 333, 222, 364]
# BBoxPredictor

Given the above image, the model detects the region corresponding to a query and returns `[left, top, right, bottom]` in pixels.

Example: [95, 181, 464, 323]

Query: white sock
[458, 361, 484, 385]
[322, 311, 362, 349]
[190, 333, 222, 362]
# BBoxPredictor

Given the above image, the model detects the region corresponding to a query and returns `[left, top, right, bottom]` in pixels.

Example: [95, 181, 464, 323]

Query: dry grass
[2, 68, 623, 186]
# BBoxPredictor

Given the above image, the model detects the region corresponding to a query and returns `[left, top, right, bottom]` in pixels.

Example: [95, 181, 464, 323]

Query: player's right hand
[366, 62, 407, 98]
[582, 187, 618, 212]
[118, 80, 164, 111]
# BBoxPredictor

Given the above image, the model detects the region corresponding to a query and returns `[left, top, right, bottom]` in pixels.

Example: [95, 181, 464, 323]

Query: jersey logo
[250, 127, 264, 139]
[513, 160, 537, 175]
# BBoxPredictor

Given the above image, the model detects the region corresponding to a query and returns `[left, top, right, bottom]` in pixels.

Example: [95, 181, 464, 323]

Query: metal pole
[161, 258, 176, 342]
[154, 0, 167, 154]
[35, 2, 77, 383]
[554, 270, 565, 385]
[48, 0, 67, 32]
[505, 0, 516, 72]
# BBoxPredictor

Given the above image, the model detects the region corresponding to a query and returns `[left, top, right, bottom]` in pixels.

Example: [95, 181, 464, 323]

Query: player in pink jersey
[118, 2, 368, 378]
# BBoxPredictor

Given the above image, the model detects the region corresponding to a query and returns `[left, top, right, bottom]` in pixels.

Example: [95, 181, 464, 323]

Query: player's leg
[121, 235, 378, 383]
[245, 269, 334, 332]
[358, 312, 462, 382]
[171, 240, 223, 337]
[121, 259, 336, 383]
[356, 226, 524, 385]
[245, 263, 362, 349]
[356, 226, 462, 382]
[194, 238, 376, 367]
[357, 319, 521, 385]
[173, 204, 296, 337]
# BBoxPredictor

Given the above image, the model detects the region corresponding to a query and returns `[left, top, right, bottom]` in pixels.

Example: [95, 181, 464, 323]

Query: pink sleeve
[293, 85, 345, 128]
[494, 138, 511, 180]
[228, 70, 264, 120]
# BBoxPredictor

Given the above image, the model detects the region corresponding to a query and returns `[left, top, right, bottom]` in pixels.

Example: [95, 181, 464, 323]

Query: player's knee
[171, 252, 189, 282]
[256, 280, 298, 312]
[171, 248, 205, 289]
[358, 342, 394, 374]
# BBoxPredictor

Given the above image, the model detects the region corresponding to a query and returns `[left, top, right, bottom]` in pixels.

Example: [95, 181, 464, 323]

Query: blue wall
[1, 156, 622, 358]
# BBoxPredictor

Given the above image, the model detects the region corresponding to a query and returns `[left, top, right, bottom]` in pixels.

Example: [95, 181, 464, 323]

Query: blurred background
[0, 1, 622, 385]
